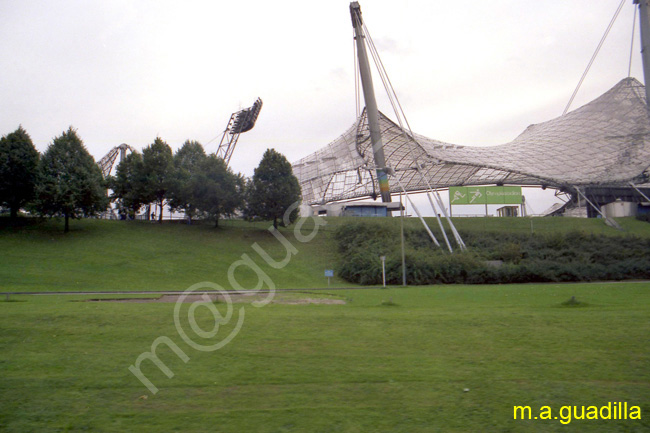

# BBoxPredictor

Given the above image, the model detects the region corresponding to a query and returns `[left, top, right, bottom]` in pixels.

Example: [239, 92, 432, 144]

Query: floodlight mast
[350, 2, 391, 203]
[97, 143, 135, 178]
[216, 98, 263, 166]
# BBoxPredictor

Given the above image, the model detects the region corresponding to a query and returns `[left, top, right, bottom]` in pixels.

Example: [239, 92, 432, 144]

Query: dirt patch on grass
[272, 297, 346, 305]
[87, 293, 346, 305]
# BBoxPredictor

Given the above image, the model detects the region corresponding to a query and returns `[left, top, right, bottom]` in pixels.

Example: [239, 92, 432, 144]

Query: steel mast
[350, 2, 391, 203]
[636, 0, 650, 104]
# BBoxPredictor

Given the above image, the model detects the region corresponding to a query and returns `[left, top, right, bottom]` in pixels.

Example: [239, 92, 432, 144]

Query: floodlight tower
[217, 98, 263, 166]
[97, 143, 135, 178]
[350, 2, 391, 203]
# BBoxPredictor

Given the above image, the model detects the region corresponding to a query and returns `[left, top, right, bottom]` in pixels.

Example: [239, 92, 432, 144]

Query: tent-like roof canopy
[293, 78, 650, 204]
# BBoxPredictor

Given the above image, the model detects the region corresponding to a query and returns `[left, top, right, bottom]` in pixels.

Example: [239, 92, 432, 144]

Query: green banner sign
[449, 186, 522, 205]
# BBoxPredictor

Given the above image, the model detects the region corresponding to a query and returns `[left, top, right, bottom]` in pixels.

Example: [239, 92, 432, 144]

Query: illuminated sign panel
[449, 186, 522, 205]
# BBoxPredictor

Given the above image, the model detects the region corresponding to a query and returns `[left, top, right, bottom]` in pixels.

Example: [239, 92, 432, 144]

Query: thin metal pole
[574, 186, 622, 229]
[412, 168, 453, 252]
[393, 176, 441, 247]
[435, 191, 466, 250]
[630, 181, 650, 202]
[400, 192, 407, 286]
[429, 193, 453, 252]
[577, 190, 582, 215]
[417, 168, 466, 250]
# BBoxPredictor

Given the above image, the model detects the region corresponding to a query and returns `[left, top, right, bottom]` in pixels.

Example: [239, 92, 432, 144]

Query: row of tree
[0, 126, 301, 232]
[110, 138, 243, 226]
[110, 138, 302, 228]
[0, 126, 106, 232]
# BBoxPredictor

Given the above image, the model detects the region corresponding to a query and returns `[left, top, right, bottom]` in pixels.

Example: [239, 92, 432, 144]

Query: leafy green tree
[36, 127, 107, 232]
[168, 140, 206, 223]
[142, 137, 173, 223]
[109, 151, 147, 219]
[0, 126, 40, 220]
[195, 155, 244, 227]
[246, 148, 301, 229]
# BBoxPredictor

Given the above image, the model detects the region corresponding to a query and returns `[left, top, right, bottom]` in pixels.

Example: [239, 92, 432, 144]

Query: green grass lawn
[0, 282, 649, 432]
[1, 217, 649, 431]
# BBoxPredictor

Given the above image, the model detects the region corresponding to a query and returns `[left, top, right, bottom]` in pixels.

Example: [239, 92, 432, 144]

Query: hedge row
[334, 221, 650, 285]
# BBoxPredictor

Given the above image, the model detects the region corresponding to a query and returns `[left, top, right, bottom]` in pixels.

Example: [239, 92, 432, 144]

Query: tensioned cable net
[293, 77, 650, 205]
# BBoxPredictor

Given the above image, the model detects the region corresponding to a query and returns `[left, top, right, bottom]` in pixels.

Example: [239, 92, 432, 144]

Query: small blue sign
[324, 270, 334, 277]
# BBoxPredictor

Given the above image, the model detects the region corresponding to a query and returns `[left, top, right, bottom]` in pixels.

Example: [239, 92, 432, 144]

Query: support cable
[203, 134, 221, 148]
[419, 171, 467, 250]
[363, 24, 411, 132]
[361, 22, 467, 250]
[410, 165, 465, 251]
[629, 5, 638, 77]
[425, 187, 453, 252]
[563, 0, 626, 115]
[573, 186, 622, 230]
[630, 181, 650, 201]
[353, 32, 361, 119]
[391, 173, 441, 247]
[431, 187, 466, 249]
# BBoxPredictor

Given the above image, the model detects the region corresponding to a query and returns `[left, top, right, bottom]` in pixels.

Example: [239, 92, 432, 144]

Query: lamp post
[400, 192, 407, 286]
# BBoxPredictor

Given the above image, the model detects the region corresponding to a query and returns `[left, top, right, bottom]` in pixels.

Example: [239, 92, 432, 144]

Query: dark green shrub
[498, 242, 525, 264]
[334, 220, 650, 285]
[636, 213, 650, 223]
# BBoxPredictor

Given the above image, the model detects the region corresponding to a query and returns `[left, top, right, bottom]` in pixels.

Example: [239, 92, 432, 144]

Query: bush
[334, 220, 650, 285]
[636, 213, 650, 223]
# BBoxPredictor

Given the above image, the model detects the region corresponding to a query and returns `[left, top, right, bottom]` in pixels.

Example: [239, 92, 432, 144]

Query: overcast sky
[0, 0, 644, 184]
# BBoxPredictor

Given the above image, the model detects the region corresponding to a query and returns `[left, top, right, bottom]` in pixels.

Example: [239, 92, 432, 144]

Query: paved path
[2, 287, 373, 297]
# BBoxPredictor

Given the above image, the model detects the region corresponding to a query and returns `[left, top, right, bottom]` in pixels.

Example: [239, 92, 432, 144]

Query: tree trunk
[64, 212, 70, 233]
[215, 216, 219, 228]
[273, 216, 278, 229]
[158, 200, 163, 223]
[10, 206, 17, 221]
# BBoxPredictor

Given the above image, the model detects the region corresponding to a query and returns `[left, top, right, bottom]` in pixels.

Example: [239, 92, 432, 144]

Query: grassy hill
[1, 215, 649, 292]
[0, 217, 344, 293]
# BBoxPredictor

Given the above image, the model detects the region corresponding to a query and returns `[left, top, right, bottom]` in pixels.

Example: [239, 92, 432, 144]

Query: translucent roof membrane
[293, 78, 650, 205]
